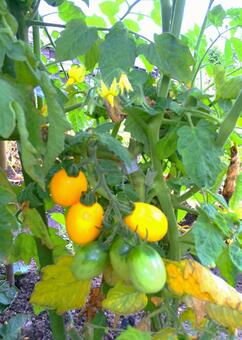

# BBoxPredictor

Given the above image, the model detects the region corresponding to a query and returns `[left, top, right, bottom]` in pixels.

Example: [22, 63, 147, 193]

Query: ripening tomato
[109, 237, 132, 281]
[124, 202, 168, 242]
[50, 168, 88, 207]
[71, 242, 108, 280]
[66, 202, 104, 245]
[127, 245, 166, 293]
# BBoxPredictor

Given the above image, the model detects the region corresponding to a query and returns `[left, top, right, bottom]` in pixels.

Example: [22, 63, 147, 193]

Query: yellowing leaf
[30, 256, 91, 313]
[152, 328, 178, 340]
[102, 282, 148, 315]
[206, 303, 242, 330]
[165, 259, 242, 312]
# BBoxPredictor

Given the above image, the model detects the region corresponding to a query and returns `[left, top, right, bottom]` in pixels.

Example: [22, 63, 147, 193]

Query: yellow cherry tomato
[124, 202, 168, 242]
[50, 168, 88, 207]
[66, 202, 104, 245]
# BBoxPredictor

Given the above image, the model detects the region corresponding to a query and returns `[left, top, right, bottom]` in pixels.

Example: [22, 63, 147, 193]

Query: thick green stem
[216, 91, 242, 148]
[147, 116, 180, 260]
[192, 0, 214, 66]
[160, 0, 172, 32]
[170, 0, 186, 36]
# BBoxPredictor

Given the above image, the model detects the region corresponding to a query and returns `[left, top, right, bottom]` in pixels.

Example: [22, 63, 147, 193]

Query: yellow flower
[99, 78, 119, 107]
[40, 104, 48, 117]
[118, 73, 133, 95]
[66, 65, 86, 86]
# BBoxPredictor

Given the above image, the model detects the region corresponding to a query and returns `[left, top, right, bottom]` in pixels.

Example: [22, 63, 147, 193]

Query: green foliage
[9, 233, 39, 265]
[0, 313, 28, 340]
[139, 33, 194, 83]
[102, 282, 148, 314]
[99, 22, 136, 83]
[0, 205, 18, 261]
[0, 280, 17, 313]
[177, 121, 222, 188]
[208, 5, 226, 27]
[192, 209, 225, 266]
[58, 1, 84, 22]
[55, 20, 98, 61]
[116, 327, 151, 340]
[229, 172, 242, 211]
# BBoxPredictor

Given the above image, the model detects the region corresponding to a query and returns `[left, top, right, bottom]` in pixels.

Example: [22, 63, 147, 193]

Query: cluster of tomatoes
[50, 168, 168, 293]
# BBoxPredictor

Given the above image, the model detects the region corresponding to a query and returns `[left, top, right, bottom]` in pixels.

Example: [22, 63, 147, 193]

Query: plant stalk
[216, 90, 242, 148]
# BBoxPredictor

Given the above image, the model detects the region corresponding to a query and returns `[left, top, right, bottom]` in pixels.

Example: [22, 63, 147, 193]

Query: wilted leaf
[116, 326, 151, 340]
[102, 282, 148, 315]
[165, 259, 242, 311]
[30, 256, 91, 313]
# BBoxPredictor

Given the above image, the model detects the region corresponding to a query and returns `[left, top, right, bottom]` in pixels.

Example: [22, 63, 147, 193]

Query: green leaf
[0, 280, 17, 312]
[0, 205, 18, 260]
[156, 127, 177, 160]
[85, 39, 101, 72]
[83, 311, 107, 340]
[0, 77, 21, 138]
[192, 211, 224, 266]
[123, 19, 140, 33]
[0, 313, 28, 340]
[13, 101, 45, 189]
[150, 0, 161, 26]
[206, 303, 242, 330]
[9, 233, 38, 265]
[85, 15, 106, 27]
[231, 37, 242, 62]
[48, 227, 69, 261]
[216, 248, 238, 286]
[30, 256, 91, 313]
[224, 40, 233, 66]
[22, 208, 53, 249]
[139, 33, 194, 83]
[116, 327, 151, 340]
[219, 76, 242, 100]
[124, 107, 150, 145]
[229, 241, 242, 272]
[40, 73, 70, 175]
[99, 1, 120, 17]
[102, 282, 148, 315]
[208, 5, 226, 27]
[0, 169, 17, 204]
[99, 22, 136, 84]
[177, 120, 222, 188]
[97, 133, 131, 167]
[55, 20, 98, 61]
[58, 1, 84, 22]
[44, 0, 65, 6]
[230, 172, 242, 211]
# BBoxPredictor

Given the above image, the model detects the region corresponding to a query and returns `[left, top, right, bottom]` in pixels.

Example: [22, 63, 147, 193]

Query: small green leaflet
[55, 20, 98, 61]
[116, 327, 151, 340]
[177, 120, 222, 188]
[58, 1, 84, 22]
[0, 205, 18, 261]
[156, 127, 177, 160]
[229, 241, 242, 272]
[139, 33, 194, 83]
[0, 280, 17, 313]
[9, 233, 38, 266]
[0, 313, 28, 340]
[229, 172, 242, 212]
[192, 211, 224, 266]
[0, 169, 17, 204]
[99, 22, 136, 84]
[208, 5, 226, 27]
[102, 282, 148, 315]
[99, 1, 120, 17]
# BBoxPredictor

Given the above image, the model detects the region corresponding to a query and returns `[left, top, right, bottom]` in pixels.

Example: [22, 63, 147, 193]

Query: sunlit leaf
[116, 326, 151, 340]
[206, 302, 242, 329]
[165, 259, 242, 312]
[208, 5, 226, 27]
[9, 233, 38, 265]
[102, 282, 148, 315]
[30, 256, 91, 313]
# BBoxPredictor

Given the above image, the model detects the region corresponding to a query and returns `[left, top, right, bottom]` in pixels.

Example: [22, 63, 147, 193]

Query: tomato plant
[0, 0, 241, 339]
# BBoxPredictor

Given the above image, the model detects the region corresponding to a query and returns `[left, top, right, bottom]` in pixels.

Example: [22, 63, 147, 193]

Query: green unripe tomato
[127, 245, 166, 293]
[71, 242, 108, 280]
[109, 237, 132, 281]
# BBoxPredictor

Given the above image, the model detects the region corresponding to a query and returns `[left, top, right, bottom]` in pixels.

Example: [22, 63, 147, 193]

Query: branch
[120, 0, 141, 21]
